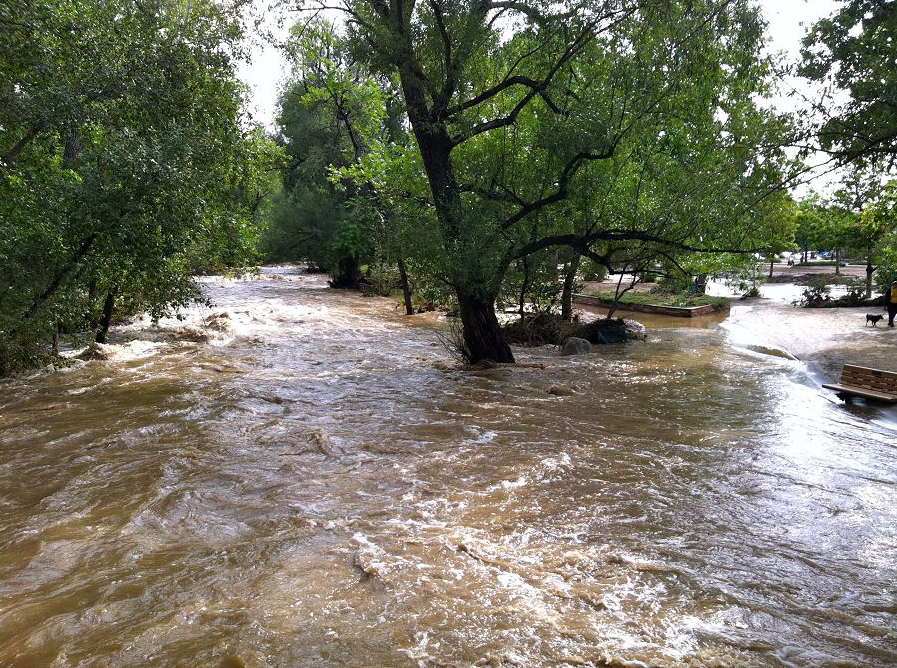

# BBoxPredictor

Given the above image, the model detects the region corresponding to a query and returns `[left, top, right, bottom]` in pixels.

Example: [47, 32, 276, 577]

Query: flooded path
[1, 268, 895, 667]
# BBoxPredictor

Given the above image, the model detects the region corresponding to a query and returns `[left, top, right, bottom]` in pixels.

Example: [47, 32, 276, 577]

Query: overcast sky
[238, 0, 845, 191]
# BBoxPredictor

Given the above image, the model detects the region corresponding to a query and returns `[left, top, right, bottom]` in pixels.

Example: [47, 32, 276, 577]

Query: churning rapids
[1, 268, 896, 668]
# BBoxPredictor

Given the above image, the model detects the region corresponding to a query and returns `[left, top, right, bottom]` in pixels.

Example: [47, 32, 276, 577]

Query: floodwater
[1, 268, 895, 668]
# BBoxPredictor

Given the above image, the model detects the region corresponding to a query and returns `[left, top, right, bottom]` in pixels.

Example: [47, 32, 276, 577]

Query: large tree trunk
[397, 55, 512, 364]
[95, 291, 115, 344]
[330, 256, 363, 289]
[397, 256, 414, 315]
[561, 255, 581, 322]
[458, 294, 514, 364]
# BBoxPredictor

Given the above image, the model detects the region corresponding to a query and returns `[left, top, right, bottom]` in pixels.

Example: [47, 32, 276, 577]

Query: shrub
[794, 278, 831, 307]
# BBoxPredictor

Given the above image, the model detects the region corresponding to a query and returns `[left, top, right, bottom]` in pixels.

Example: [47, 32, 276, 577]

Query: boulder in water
[568, 318, 629, 344]
[623, 319, 647, 340]
[560, 337, 592, 356]
[75, 344, 110, 361]
[548, 385, 576, 396]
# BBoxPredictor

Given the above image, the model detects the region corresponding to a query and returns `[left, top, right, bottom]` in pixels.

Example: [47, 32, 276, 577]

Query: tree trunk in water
[518, 257, 530, 318]
[331, 256, 363, 289]
[95, 291, 115, 344]
[866, 256, 874, 299]
[835, 249, 841, 276]
[561, 255, 581, 322]
[458, 295, 514, 364]
[397, 257, 414, 315]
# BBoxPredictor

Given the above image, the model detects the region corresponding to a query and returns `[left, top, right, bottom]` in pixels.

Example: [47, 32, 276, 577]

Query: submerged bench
[822, 364, 897, 403]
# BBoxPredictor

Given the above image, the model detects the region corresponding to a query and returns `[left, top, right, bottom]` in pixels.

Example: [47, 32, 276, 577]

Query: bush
[794, 278, 831, 307]
[362, 263, 399, 297]
[794, 277, 871, 308]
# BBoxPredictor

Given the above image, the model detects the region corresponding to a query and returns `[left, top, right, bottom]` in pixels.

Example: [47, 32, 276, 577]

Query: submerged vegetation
[1, 0, 896, 372]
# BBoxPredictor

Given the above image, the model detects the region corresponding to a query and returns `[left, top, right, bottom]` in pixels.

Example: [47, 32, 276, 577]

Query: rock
[74, 344, 110, 361]
[175, 326, 210, 343]
[623, 319, 647, 340]
[204, 312, 233, 333]
[548, 385, 575, 396]
[568, 318, 628, 344]
[560, 337, 591, 356]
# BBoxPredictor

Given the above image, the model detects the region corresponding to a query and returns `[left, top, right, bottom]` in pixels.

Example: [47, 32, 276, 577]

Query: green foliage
[0, 0, 278, 373]
[498, 253, 564, 315]
[260, 21, 395, 285]
[308, 0, 799, 360]
[801, 0, 897, 164]
[723, 262, 768, 298]
[361, 263, 399, 297]
[794, 279, 832, 307]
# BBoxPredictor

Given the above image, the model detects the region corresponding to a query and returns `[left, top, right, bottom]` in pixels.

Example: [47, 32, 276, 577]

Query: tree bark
[458, 294, 514, 364]
[95, 291, 115, 344]
[330, 256, 363, 289]
[769, 257, 774, 278]
[835, 248, 841, 276]
[401, 88, 511, 361]
[397, 256, 414, 315]
[21, 232, 98, 325]
[394, 28, 514, 363]
[518, 257, 530, 318]
[561, 254, 581, 321]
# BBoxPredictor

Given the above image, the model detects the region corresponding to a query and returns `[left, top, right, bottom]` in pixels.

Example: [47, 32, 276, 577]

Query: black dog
[866, 313, 884, 326]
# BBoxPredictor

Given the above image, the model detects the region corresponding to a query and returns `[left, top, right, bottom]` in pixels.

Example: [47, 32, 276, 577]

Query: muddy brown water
[1, 268, 895, 667]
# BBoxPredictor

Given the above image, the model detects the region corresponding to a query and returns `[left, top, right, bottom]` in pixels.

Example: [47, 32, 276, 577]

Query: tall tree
[800, 0, 897, 167]
[294, 0, 795, 362]
[0, 0, 279, 373]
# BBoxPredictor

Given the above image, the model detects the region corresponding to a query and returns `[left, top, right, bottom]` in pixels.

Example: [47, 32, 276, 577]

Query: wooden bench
[822, 364, 897, 403]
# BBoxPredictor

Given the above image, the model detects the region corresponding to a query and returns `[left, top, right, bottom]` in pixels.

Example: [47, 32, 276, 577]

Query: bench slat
[824, 365, 897, 403]
[822, 382, 897, 403]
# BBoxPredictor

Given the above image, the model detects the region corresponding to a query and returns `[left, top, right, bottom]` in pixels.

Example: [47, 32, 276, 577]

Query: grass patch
[586, 291, 731, 308]
[796, 261, 848, 267]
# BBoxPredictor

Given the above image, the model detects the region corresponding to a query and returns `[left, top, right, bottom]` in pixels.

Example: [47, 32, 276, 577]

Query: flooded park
[1, 268, 895, 667]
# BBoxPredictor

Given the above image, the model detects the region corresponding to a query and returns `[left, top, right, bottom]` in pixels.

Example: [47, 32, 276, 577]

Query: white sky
[238, 0, 846, 191]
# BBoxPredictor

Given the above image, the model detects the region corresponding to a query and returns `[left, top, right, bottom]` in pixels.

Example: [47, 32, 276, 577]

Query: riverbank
[580, 267, 895, 384]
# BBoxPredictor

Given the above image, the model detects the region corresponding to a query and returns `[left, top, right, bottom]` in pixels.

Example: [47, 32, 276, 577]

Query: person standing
[886, 281, 897, 327]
